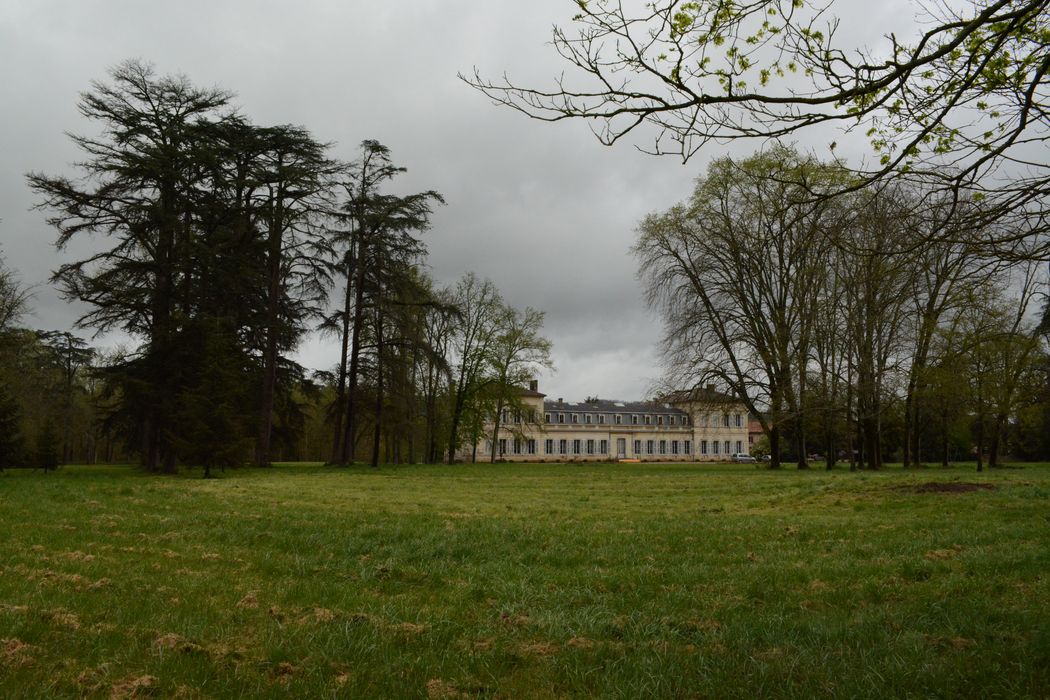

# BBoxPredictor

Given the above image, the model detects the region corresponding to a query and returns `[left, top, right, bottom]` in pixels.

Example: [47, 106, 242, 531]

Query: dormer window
[598, 414, 605, 424]
[631, 415, 638, 425]
[558, 413, 565, 424]
[644, 415, 652, 425]
[545, 413, 551, 424]
[657, 416, 664, 426]
[585, 414, 592, 424]
[615, 414, 622, 425]
[571, 414, 579, 424]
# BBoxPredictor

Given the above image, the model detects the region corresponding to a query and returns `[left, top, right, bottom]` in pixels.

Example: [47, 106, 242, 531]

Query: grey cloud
[1, 0, 918, 401]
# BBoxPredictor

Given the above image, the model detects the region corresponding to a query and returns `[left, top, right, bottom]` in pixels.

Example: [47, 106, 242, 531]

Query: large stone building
[465, 381, 751, 462]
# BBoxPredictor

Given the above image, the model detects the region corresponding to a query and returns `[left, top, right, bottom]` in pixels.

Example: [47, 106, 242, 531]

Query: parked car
[731, 453, 757, 463]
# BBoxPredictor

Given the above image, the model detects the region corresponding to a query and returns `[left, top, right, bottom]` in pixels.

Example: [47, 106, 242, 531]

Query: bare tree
[636, 145, 842, 468]
[0, 248, 30, 334]
[486, 305, 554, 463]
[446, 274, 503, 464]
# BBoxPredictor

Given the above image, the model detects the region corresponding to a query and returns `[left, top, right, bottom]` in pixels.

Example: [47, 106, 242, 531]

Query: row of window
[501, 410, 539, 424]
[544, 412, 692, 426]
[488, 438, 745, 456]
[541, 412, 745, 427]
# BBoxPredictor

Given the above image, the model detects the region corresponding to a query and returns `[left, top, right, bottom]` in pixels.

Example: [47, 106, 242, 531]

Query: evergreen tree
[34, 418, 60, 472]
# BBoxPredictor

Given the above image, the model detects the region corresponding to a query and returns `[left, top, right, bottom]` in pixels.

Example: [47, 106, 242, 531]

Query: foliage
[0, 377, 22, 469]
[26, 61, 338, 473]
[33, 418, 60, 472]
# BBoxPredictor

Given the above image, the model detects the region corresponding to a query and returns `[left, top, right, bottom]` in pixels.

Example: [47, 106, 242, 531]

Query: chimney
[529, 379, 538, 392]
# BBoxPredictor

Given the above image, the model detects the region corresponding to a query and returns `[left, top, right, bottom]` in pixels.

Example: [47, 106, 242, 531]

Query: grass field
[1, 461, 1048, 698]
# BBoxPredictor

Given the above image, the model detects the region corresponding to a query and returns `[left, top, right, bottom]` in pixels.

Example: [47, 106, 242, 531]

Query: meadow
[1, 461, 1048, 698]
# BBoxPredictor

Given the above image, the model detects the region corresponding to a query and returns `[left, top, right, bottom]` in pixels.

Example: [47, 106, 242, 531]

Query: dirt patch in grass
[2, 638, 35, 666]
[236, 591, 259, 609]
[900, 482, 996, 494]
[426, 678, 466, 699]
[152, 633, 205, 656]
[520, 641, 559, 656]
[110, 674, 159, 699]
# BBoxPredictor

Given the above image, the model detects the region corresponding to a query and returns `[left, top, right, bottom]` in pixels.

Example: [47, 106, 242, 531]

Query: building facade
[463, 381, 751, 462]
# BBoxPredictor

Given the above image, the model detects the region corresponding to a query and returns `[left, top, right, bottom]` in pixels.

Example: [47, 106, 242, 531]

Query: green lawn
[1, 462, 1048, 698]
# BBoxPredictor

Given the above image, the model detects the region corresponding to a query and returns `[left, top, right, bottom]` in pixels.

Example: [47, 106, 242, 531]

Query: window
[545, 413, 551, 424]
[672, 440, 679, 455]
[724, 440, 731, 455]
[712, 441, 719, 455]
[573, 439, 581, 455]
[632, 415, 639, 425]
[683, 415, 690, 426]
[512, 439, 521, 455]
[633, 440, 641, 455]
[644, 415, 652, 425]
[559, 439, 567, 455]
[499, 439, 507, 456]
[585, 414, 592, 424]
[684, 440, 691, 455]
[657, 416, 664, 426]
[646, 440, 654, 455]
[701, 414, 709, 427]
[735, 441, 742, 454]
[545, 439, 554, 455]
[514, 412, 522, 424]
[701, 440, 708, 455]
[586, 439, 595, 455]
[528, 439, 537, 455]
[558, 413, 565, 424]
[669, 416, 676, 426]
[599, 439, 608, 454]
[723, 413, 730, 427]
[615, 414, 622, 425]
[598, 414, 605, 424]
[659, 440, 667, 455]
[571, 414, 579, 424]
[734, 413, 743, 427]
[501, 410, 509, 423]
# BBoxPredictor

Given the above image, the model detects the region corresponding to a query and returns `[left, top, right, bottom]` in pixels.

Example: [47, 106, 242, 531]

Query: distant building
[748, 413, 765, 450]
[461, 380, 750, 462]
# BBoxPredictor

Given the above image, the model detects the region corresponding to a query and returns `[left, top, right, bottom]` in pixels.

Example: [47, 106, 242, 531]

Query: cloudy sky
[0, 0, 912, 400]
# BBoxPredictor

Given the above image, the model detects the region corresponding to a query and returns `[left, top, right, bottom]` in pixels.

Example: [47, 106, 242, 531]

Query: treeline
[0, 60, 551, 475]
[637, 145, 1050, 470]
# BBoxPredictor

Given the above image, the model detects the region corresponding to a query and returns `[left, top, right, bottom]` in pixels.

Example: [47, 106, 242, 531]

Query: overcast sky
[0, 0, 914, 400]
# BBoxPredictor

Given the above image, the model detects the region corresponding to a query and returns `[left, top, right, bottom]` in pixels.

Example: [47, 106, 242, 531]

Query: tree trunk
[329, 249, 354, 465]
[371, 306, 385, 468]
[341, 233, 369, 465]
[256, 190, 285, 467]
[975, 416, 985, 472]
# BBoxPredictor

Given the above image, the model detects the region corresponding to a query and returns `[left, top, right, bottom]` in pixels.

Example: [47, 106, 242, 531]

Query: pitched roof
[543, 398, 688, 416]
[660, 386, 740, 405]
